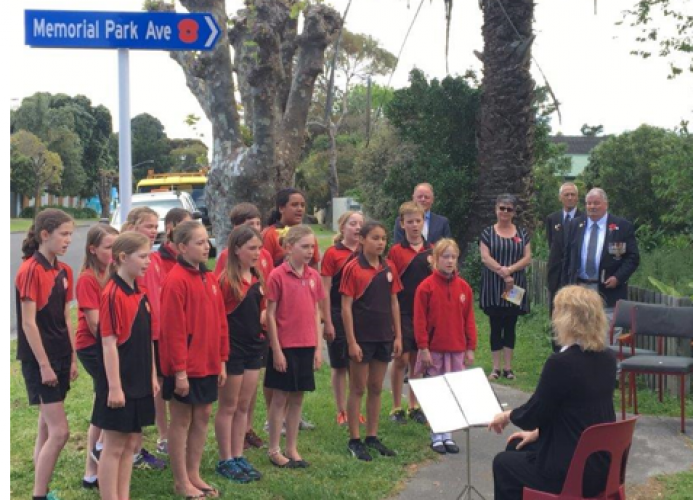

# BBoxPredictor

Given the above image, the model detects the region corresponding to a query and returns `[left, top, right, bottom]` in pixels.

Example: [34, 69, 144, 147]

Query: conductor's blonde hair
[552, 285, 608, 352]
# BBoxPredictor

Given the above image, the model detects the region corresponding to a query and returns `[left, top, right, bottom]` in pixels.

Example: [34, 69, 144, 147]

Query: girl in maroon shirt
[15, 208, 76, 500]
[320, 210, 364, 425]
[92, 232, 158, 500]
[75, 223, 118, 488]
[341, 221, 403, 462]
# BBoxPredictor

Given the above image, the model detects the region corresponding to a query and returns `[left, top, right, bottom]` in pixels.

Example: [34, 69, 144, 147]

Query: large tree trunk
[465, 0, 536, 253]
[150, 0, 340, 249]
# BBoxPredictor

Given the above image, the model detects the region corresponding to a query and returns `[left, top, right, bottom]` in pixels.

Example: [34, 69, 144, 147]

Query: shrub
[19, 205, 98, 219]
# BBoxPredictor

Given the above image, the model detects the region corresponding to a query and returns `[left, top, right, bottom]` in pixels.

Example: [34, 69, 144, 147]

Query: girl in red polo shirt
[264, 225, 325, 468]
[75, 223, 119, 489]
[214, 225, 266, 483]
[92, 232, 159, 500]
[320, 210, 364, 425]
[16, 208, 76, 500]
[124, 206, 167, 467]
[413, 238, 477, 455]
[158, 208, 192, 279]
[160, 221, 228, 499]
[341, 221, 403, 462]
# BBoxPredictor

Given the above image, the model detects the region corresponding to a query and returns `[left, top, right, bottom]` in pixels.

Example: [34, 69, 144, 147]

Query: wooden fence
[528, 259, 692, 396]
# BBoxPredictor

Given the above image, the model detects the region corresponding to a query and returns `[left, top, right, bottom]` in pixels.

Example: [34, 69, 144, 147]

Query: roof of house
[549, 135, 609, 155]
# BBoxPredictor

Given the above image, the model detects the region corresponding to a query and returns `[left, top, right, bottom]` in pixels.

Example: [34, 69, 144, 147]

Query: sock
[365, 435, 378, 443]
[95, 442, 104, 451]
[83, 475, 98, 483]
[349, 438, 362, 445]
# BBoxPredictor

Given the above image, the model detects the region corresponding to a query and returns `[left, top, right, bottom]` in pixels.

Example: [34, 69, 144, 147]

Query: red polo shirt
[214, 247, 274, 281]
[320, 242, 357, 312]
[75, 268, 108, 351]
[15, 252, 74, 363]
[266, 262, 325, 348]
[262, 225, 321, 267]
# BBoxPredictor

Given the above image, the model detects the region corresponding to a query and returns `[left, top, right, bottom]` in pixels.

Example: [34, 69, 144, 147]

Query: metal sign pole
[118, 48, 131, 226]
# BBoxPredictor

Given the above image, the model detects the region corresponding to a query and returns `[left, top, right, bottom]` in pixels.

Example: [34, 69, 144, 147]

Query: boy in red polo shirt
[387, 202, 432, 425]
[264, 225, 325, 469]
[341, 221, 403, 462]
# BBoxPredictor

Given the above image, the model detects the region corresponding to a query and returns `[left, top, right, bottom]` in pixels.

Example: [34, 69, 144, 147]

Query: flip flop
[200, 487, 219, 498]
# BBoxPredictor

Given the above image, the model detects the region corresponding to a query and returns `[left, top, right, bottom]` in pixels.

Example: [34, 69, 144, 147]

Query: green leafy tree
[169, 138, 209, 172]
[652, 132, 693, 233]
[11, 130, 63, 216]
[582, 124, 684, 234]
[131, 113, 174, 181]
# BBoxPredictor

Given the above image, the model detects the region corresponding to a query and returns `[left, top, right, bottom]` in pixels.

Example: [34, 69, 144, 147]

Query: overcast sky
[7, 0, 693, 152]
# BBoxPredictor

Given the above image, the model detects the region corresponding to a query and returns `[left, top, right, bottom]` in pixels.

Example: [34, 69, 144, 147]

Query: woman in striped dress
[479, 194, 532, 381]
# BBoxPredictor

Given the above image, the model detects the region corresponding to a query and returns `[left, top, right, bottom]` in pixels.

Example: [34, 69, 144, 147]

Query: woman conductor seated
[488, 285, 617, 500]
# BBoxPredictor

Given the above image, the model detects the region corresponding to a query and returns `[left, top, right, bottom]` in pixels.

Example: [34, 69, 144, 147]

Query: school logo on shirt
[212, 284, 218, 296]
[387, 272, 393, 283]
[63, 277, 69, 290]
[261, 258, 268, 270]
[460, 294, 466, 304]
[259, 285, 265, 296]
[309, 278, 315, 289]
[145, 301, 151, 313]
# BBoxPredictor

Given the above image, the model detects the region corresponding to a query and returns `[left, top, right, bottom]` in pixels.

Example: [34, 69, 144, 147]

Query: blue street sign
[25, 10, 220, 51]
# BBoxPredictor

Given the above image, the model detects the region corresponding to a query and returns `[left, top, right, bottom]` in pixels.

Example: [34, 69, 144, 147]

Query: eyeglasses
[498, 206, 515, 213]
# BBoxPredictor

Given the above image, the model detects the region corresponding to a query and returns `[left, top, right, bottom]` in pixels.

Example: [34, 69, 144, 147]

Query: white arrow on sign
[205, 15, 218, 48]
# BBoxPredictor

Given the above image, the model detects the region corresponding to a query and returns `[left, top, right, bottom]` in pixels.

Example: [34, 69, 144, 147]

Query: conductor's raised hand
[348, 341, 363, 363]
[273, 349, 288, 373]
[507, 429, 539, 450]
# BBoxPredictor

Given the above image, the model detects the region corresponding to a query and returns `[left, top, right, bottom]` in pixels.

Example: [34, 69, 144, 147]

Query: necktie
[565, 213, 572, 225]
[585, 223, 600, 279]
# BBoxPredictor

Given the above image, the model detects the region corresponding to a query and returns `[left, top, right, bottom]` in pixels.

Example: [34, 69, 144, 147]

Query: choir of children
[15, 191, 477, 497]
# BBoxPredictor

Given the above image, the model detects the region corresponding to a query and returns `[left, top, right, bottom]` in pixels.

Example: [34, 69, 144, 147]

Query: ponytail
[22, 208, 74, 260]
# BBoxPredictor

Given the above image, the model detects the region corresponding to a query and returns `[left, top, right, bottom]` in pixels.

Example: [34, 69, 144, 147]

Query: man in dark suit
[562, 188, 640, 310]
[546, 183, 581, 351]
[393, 183, 452, 244]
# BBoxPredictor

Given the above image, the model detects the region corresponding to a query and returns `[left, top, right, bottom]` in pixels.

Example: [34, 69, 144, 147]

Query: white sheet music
[409, 376, 468, 433]
[409, 367, 503, 433]
[445, 368, 503, 427]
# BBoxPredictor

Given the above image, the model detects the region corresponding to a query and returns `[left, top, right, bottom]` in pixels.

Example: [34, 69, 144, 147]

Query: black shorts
[400, 316, 418, 353]
[21, 355, 72, 406]
[358, 341, 393, 364]
[91, 395, 155, 433]
[162, 375, 218, 405]
[328, 336, 349, 370]
[226, 354, 264, 376]
[264, 347, 316, 393]
[76, 345, 100, 392]
[153, 340, 163, 378]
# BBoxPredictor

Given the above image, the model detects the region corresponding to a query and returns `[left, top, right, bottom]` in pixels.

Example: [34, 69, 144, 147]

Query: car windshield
[133, 199, 182, 219]
[191, 188, 205, 208]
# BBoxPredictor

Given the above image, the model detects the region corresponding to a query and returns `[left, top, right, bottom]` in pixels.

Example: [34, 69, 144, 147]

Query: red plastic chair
[523, 417, 638, 500]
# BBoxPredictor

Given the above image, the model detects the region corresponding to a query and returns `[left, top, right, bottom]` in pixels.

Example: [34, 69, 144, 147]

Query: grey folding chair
[619, 304, 693, 433]
[608, 300, 657, 360]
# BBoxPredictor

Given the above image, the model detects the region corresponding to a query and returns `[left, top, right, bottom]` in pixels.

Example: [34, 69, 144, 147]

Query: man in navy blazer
[562, 188, 639, 308]
[393, 183, 452, 244]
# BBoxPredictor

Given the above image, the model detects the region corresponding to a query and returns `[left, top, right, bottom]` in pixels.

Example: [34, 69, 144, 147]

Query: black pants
[493, 438, 563, 500]
[489, 315, 519, 351]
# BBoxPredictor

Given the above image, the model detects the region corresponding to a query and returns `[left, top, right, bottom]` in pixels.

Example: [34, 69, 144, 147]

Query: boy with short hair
[386, 202, 432, 425]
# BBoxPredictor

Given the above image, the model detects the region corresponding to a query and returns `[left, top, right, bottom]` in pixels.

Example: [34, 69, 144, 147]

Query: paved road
[10, 223, 94, 339]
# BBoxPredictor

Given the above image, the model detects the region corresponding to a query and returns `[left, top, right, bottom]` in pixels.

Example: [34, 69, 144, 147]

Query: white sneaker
[263, 420, 286, 435]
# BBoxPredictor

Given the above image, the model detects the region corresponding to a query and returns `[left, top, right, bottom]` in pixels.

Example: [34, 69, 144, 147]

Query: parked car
[108, 191, 216, 256]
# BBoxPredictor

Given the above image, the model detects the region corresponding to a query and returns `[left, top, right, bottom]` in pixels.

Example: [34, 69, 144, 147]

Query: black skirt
[91, 395, 155, 433]
[162, 375, 218, 405]
[264, 347, 316, 393]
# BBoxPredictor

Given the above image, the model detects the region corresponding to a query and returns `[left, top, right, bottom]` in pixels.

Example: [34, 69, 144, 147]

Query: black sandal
[488, 369, 501, 381]
[268, 449, 298, 469]
[503, 369, 516, 380]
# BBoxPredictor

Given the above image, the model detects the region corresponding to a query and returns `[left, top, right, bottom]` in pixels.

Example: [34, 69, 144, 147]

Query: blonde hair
[552, 285, 607, 352]
[123, 206, 158, 232]
[334, 210, 363, 243]
[283, 224, 314, 247]
[431, 238, 460, 269]
[112, 232, 150, 266]
[399, 201, 424, 219]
